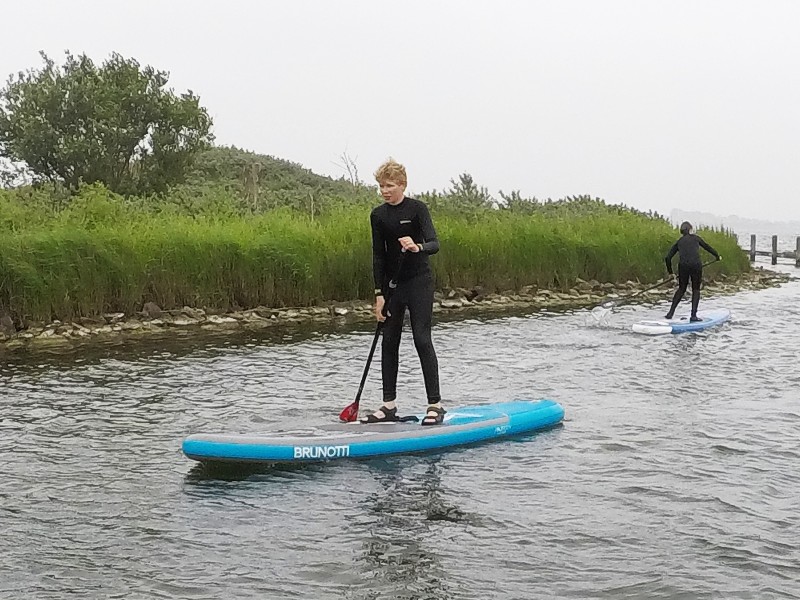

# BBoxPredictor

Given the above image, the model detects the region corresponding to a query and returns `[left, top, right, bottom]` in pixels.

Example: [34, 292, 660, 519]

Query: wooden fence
[746, 234, 800, 266]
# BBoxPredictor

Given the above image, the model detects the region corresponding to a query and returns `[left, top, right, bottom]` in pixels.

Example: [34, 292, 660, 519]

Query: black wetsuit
[371, 197, 441, 403]
[664, 233, 720, 318]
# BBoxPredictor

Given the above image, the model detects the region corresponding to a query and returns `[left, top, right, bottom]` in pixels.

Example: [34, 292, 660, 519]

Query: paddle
[338, 251, 406, 423]
[591, 257, 721, 318]
[596, 277, 674, 310]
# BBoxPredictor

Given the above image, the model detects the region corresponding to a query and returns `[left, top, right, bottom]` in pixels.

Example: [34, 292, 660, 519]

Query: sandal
[360, 405, 399, 424]
[421, 405, 446, 426]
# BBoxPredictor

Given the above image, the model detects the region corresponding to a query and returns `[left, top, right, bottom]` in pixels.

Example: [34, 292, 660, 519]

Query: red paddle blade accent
[338, 402, 359, 423]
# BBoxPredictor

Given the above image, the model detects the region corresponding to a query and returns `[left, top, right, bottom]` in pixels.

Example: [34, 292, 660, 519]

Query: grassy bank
[0, 185, 748, 323]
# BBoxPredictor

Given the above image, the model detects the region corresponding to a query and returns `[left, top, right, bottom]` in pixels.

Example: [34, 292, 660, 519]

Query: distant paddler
[663, 221, 721, 321]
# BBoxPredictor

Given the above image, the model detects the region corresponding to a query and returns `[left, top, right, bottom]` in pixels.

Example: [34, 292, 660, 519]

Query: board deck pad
[183, 400, 564, 464]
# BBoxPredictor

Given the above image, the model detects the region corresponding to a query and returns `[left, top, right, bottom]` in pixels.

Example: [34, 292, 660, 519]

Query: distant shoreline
[671, 209, 800, 237]
[0, 267, 789, 355]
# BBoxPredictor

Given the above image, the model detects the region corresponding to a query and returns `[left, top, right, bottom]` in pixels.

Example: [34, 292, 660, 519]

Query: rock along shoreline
[0, 267, 790, 354]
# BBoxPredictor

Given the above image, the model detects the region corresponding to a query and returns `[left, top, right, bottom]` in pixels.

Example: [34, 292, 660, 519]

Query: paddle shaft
[600, 277, 672, 309]
[671, 257, 719, 274]
[634, 277, 673, 297]
[340, 251, 407, 421]
[352, 322, 383, 408]
[604, 258, 720, 309]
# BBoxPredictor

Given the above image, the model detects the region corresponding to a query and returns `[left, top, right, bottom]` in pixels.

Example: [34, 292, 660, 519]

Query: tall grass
[0, 190, 749, 322]
[434, 211, 745, 290]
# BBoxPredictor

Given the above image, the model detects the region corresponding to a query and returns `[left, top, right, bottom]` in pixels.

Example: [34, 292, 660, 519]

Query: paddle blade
[588, 305, 612, 326]
[338, 401, 359, 423]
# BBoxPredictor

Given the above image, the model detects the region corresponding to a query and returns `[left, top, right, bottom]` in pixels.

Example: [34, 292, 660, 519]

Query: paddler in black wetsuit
[360, 159, 445, 426]
[664, 221, 721, 321]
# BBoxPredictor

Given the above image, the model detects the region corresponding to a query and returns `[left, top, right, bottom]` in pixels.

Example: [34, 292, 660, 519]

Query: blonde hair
[374, 158, 407, 186]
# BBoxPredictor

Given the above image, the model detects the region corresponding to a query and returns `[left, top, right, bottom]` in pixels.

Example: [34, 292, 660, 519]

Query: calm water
[2, 260, 799, 600]
[737, 233, 798, 254]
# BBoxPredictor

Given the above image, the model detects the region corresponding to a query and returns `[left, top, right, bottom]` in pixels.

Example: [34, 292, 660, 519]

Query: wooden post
[772, 235, 778, 265]
[750, 234, 756, 262]
[796, 236, 800, 268]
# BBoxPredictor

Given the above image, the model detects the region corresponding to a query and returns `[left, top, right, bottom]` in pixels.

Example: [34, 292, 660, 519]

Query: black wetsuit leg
[380, 274, 440, 403]
[667, 265, 691, 317]
[667, 263, 702, 318]
[407, 275, 440, 403]
[689, 264, 702, 317]
[380, 299, 406, 403]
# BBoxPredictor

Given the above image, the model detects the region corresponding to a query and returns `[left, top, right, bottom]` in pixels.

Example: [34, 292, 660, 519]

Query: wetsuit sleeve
[416, 202, 440, 255]
[371, 210, 386, 294]
[697, 236, 720, 260]
[664, 241, 679, 274]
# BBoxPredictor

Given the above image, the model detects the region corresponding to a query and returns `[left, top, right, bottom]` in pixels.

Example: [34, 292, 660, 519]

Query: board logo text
[294, 445, 350, 459]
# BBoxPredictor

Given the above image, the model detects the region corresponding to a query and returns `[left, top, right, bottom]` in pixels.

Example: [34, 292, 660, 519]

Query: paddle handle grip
[379, 250, 407, 317]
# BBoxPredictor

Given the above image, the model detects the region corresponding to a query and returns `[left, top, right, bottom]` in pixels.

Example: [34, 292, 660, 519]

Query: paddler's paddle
[339, 251, 406, 423]
[594, 257, 721, 312]
[596, 277, 674, 311]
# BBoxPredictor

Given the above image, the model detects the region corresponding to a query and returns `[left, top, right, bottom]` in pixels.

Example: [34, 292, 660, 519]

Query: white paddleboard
[632, 308, 731, 335]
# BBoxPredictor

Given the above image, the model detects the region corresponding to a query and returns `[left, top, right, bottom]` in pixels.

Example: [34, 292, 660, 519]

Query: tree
[499, 189, 542, 214]
[0, 51, 213, 196]
[333, 150, 362, 187]
[443, 173, 495, 211]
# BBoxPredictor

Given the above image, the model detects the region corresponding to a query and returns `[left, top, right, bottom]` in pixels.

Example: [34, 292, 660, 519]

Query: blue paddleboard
[631, 307, 731, 335]
[182, 399, 564, 464]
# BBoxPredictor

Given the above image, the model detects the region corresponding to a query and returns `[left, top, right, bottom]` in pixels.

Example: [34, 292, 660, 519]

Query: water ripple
[2, 264, 799, 599]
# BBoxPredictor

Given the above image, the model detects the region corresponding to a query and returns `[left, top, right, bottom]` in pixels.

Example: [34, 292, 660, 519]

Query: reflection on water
[185, 460, 323, 483]
[354, 460, 456, 600]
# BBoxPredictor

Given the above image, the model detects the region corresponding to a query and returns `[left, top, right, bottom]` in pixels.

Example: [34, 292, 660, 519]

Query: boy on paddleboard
[360, 159, 445, 426]
[664, 221, 721, 321]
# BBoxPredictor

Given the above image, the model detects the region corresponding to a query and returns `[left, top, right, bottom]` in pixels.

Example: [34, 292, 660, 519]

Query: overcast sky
[2, 1, 799, 222]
